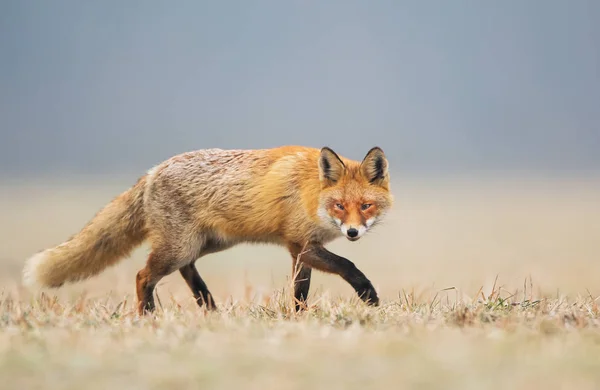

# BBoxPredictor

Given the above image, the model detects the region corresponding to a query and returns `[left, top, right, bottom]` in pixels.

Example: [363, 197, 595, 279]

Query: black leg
[288, 243, 314, 311]
[179, 262, 216, 310]
[300, 245, 379, 306]
[292, 262, 312, 311]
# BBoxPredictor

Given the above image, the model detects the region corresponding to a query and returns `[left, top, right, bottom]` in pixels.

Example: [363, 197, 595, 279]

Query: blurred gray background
[1, 0, 600, 306]
[1, 0, 599, 176]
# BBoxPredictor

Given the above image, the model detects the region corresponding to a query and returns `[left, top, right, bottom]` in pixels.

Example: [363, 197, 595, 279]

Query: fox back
[143, 146, 392, 246]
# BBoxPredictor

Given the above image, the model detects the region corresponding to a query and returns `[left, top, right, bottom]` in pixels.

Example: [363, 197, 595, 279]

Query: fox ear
[319, 147, 346, 186]
[360, 147, 389, 187]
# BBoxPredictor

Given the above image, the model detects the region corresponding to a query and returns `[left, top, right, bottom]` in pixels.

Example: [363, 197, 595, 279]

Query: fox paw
[358, 285, 379, 306]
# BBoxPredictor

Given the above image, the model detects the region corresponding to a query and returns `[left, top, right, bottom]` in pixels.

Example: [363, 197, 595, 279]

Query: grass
[1, 280, 600, 390]
[2, 175, 600, 389]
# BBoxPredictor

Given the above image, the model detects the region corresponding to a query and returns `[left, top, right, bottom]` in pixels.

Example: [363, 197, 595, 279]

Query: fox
[23, 146, 393, 314]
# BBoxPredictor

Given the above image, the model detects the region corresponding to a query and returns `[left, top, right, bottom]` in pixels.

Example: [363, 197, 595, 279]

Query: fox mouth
[341, 225, 366, 241]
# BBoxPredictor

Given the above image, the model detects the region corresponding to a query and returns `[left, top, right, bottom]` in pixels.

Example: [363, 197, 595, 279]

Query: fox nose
[347, 228, 359, 238]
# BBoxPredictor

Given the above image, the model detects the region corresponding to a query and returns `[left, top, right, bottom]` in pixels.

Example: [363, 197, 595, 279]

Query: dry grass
[1, 175, 600, 389]
[2, 286, 600, 390]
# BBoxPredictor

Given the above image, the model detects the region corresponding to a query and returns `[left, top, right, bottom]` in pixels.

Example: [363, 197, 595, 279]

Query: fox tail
[23, 176, 148, 288]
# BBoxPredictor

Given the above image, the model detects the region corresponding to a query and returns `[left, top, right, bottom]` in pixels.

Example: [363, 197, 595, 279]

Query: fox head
[317, 146, 393, 241]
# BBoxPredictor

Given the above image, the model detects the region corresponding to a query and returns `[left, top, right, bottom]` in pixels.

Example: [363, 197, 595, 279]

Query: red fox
[23, 146, 393, 314]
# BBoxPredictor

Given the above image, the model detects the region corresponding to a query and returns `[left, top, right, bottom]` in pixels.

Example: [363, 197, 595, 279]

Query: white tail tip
[22, 250, 49, 288]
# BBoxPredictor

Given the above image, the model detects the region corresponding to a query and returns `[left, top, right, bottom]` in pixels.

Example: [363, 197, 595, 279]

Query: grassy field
[1, 174, 600, 389]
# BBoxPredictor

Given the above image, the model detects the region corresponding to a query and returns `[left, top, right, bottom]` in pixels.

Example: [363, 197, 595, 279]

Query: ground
[1, 175, 599, 389]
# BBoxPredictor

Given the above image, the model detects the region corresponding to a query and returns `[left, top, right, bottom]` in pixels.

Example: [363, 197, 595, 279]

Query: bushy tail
[23, 176, 148, 288]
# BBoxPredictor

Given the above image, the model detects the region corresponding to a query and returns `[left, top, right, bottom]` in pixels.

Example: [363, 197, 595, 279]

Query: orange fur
[22, 146, 393, 313]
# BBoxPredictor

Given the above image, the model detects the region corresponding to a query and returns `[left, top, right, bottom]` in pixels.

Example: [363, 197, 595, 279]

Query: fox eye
[361, 203, 372, 211]
[335, 203, 345, 211]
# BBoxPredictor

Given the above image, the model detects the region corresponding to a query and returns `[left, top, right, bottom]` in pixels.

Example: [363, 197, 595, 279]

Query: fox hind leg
[136, 266, 157, 314]
[178, 236, 233, 311]
[179, 262, 216, 310]
[136, 242, 201, 315]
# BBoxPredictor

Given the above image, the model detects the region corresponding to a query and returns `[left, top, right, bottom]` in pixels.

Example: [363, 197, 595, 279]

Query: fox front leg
[288, 243, 313, 311]
[299, 244, 379, 306]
